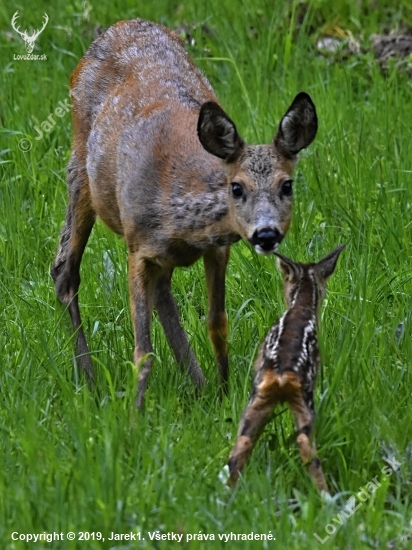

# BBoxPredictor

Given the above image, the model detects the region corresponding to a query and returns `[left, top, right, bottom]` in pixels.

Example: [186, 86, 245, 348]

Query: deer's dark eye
[281, 179, 293, 197]
[231, 182, 244, 198]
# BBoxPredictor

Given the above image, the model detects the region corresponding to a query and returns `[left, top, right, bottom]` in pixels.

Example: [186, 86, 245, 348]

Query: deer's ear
[197, 101, 244, 161]
[274, 92, 317, 158]
[274, 251, 299, 280]
[315, 244, 346, 280]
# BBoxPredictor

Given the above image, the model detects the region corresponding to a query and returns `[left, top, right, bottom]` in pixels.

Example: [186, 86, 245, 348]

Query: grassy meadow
[1, 0, 412, 548]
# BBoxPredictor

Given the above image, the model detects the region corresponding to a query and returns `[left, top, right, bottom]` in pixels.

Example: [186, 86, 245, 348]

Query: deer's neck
[289, 272, 319, 321]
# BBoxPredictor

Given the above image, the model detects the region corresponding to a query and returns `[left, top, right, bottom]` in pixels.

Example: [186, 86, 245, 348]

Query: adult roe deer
[227, 244, 345, 492]
[51, 18, 318, 408]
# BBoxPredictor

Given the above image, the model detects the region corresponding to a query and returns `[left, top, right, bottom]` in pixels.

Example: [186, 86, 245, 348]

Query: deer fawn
[51, 18, 318, 408]
[227, 244, 345, 492]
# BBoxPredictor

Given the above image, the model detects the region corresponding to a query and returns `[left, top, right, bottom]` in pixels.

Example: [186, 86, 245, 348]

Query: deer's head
[198, 93, 318, 254]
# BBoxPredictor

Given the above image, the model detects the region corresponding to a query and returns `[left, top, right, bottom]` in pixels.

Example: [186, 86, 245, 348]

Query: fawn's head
[197, 93, 317, 254]
[274, 244, 346, 312]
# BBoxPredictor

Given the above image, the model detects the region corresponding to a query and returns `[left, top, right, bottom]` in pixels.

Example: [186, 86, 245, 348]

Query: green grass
[1, 0, 412, 548]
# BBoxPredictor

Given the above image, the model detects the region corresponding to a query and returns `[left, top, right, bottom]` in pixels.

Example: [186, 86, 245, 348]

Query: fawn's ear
[315, 244, 346, 280]
[198, 101, 244, 161]
[274, 92, 318, 158]
[274, 251, 299, 280]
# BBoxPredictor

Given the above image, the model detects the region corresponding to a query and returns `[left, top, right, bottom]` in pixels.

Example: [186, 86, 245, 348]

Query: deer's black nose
[251, 227, 283, 252]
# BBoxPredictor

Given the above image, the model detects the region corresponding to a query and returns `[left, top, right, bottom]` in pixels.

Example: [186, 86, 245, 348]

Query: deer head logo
[11, 11, 48, 54]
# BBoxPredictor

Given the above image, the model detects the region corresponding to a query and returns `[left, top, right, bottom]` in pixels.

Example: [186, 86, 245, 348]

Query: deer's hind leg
[290, 392, 329, 494]
[51, 153, 96, 386]
[227, 370, 278, 486]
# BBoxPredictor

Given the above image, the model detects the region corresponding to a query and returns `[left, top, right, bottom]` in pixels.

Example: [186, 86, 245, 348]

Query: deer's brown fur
[227, 244, 345, 492]
[51, 18, 318, 408]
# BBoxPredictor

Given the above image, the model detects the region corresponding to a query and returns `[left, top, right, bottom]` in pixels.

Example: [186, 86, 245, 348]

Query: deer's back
[70, 19, 215, 137]
[258, 308, 320, 376]
[253, 308, 320, 407]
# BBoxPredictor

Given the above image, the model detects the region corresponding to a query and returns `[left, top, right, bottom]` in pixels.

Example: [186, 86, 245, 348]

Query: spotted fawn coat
[51, 18, 318, 408]
[227, 244, 345, 492]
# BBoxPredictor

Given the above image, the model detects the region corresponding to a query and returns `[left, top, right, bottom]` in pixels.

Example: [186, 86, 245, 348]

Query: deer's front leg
[128, 253, 159, 409]
[227, 377, 276, 486]
[203, 246, 230, 397]
[154, 269, 206, 389]
[290, 394, 329, 494]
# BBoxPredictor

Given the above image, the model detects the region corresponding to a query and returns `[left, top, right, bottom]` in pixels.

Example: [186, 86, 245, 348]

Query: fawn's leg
[227, 371, 277, 485]
[203, 246, 230, 398]
[154, 269, 206, 389]
[290, 393, 329, 493]
[51, 154, 96, 387]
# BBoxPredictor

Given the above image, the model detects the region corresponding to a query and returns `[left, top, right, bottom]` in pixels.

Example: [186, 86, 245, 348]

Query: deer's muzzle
[250, 227, 284, 254]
